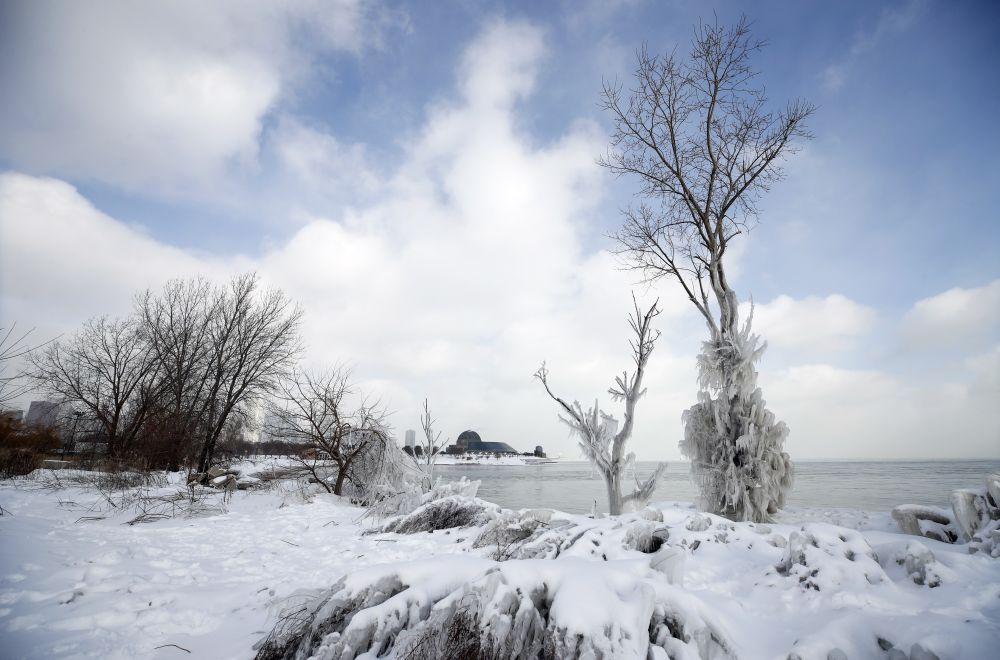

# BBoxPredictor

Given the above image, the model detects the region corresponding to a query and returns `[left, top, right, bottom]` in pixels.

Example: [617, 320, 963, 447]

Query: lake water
[435, 459, 1000, 514]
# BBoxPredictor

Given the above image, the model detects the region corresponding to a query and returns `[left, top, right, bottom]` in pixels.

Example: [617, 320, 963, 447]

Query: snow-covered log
[891, 504, 959, 544]
[680, 307, 793, 522]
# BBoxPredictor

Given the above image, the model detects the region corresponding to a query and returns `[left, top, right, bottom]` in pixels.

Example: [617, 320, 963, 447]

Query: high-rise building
[25, 401, 61, 428]
[404, 429, 416, 448]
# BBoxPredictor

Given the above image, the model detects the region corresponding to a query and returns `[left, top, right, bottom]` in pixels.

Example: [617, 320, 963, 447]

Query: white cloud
[902, 280, 1000, 351]
[0, 20, 697, 459]
[0, 0, 386, 195]
[1, 17, 995, 461]
[741, 294, 877, 354]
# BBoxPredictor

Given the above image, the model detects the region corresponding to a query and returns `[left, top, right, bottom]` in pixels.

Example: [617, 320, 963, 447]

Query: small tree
[268, 368, 392, 496]
[418, 398, 444, 484]
[535, 298, 665, 515]
[600, 17, 810, 521]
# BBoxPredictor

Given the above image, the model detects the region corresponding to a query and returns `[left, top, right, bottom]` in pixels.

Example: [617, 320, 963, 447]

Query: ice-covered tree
[267, 367, 395, 496]
[600, 17, 810, 521]
[418, 397, 444, 484]
[535, 298, 666, 515]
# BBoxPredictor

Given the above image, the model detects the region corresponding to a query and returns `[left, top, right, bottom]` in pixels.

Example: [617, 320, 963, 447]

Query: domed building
[447, 429, 517, 455]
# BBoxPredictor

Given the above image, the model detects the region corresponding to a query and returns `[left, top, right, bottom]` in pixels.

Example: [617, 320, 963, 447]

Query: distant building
[404, 429, 416, 448]
[25, 401, 61, 428]
[534, 445, 546, 458]
[446, 429, 518, 455]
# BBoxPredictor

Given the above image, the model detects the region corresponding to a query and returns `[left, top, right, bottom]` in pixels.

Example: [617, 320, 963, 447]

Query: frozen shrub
[376, 496, 497, 534]
[257, 558, 733, 660]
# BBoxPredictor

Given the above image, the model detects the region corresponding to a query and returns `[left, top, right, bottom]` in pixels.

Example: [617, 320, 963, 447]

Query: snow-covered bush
[681, 311, 793, 523]
[771, 524, 886, 592]
[255, 557, 733, 660]
[375, 495, 497, 535]
[367, 477, 482, 524]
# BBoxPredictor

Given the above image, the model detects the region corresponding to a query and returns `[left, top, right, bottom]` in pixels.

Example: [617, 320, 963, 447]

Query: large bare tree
[600, 17, 810, 521]
[138, 278, 215, 470]
[138, 273, 302, 472]
[536, 298, 665, 515]
[30, 316, 161, 458]
[193, 273, 303, 473]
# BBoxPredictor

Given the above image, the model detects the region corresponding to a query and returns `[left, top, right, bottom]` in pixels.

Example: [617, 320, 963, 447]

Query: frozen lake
[435, 459, 1000, 514]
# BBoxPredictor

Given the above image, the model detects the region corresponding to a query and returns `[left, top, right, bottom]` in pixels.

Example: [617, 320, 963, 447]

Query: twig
[153, 643, 191, 653]
[280, 539, 300, 547]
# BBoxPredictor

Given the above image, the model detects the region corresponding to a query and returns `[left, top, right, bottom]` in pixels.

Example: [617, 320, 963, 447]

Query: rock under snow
[900, 541, 942, 588]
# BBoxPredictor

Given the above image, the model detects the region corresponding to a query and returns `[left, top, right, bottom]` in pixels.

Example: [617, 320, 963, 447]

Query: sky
[0, 0, 998, 460]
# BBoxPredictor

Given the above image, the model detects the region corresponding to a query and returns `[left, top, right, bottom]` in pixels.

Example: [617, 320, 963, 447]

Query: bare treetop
[600, 16, 814, 337]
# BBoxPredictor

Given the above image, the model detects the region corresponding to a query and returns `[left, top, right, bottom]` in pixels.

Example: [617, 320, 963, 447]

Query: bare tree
[29, 316, 161, 458]
[535, 298, 665, 515]
[268, 368, 392, 496]
[138, 278, 215, 470]
[194, 273, 303, 473]
[600, 17, 809, 521]
[418, 398, 444, 484]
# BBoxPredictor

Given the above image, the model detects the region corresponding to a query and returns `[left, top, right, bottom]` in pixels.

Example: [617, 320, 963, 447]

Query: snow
[1, 463, 999, 659]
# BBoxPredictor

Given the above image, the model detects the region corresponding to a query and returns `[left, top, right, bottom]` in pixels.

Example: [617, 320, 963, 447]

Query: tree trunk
[333, 468, 347, 496]
[606, 465, 623, 516]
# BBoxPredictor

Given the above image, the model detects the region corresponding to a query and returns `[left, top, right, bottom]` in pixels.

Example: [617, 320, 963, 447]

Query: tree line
[26, 273, 303, 473]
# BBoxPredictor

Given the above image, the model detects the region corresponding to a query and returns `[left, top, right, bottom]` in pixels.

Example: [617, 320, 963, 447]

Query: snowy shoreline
[1, 465, 998, 659]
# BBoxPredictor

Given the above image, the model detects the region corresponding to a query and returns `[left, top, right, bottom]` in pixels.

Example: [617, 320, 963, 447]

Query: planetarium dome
[456, 430, 482, 446]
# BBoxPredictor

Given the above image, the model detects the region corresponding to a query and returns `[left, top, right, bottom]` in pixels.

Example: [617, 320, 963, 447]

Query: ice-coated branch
[535, 297, 666, 515]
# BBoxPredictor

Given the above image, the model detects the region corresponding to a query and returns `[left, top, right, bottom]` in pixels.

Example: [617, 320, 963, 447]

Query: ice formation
[892, 473, 1000, 557]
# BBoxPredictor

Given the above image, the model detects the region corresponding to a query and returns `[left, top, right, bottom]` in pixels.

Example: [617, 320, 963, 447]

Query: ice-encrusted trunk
[536, 298, 667, 516]
[680, 274, 793, 522]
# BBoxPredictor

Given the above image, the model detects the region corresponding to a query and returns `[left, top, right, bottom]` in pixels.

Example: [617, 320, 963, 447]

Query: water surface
[434, 459, 1000, 514]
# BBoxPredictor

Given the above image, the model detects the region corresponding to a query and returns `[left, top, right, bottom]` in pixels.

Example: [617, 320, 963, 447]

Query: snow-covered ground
[1, 464, 998, 659]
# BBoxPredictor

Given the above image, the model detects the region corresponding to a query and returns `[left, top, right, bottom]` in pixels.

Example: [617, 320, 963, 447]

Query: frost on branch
[680, 307, 793, 522]
[535, 297, 666, 515]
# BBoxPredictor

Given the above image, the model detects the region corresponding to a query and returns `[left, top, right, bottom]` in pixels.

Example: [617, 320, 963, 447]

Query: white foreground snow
[1, 465, 998, 659]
